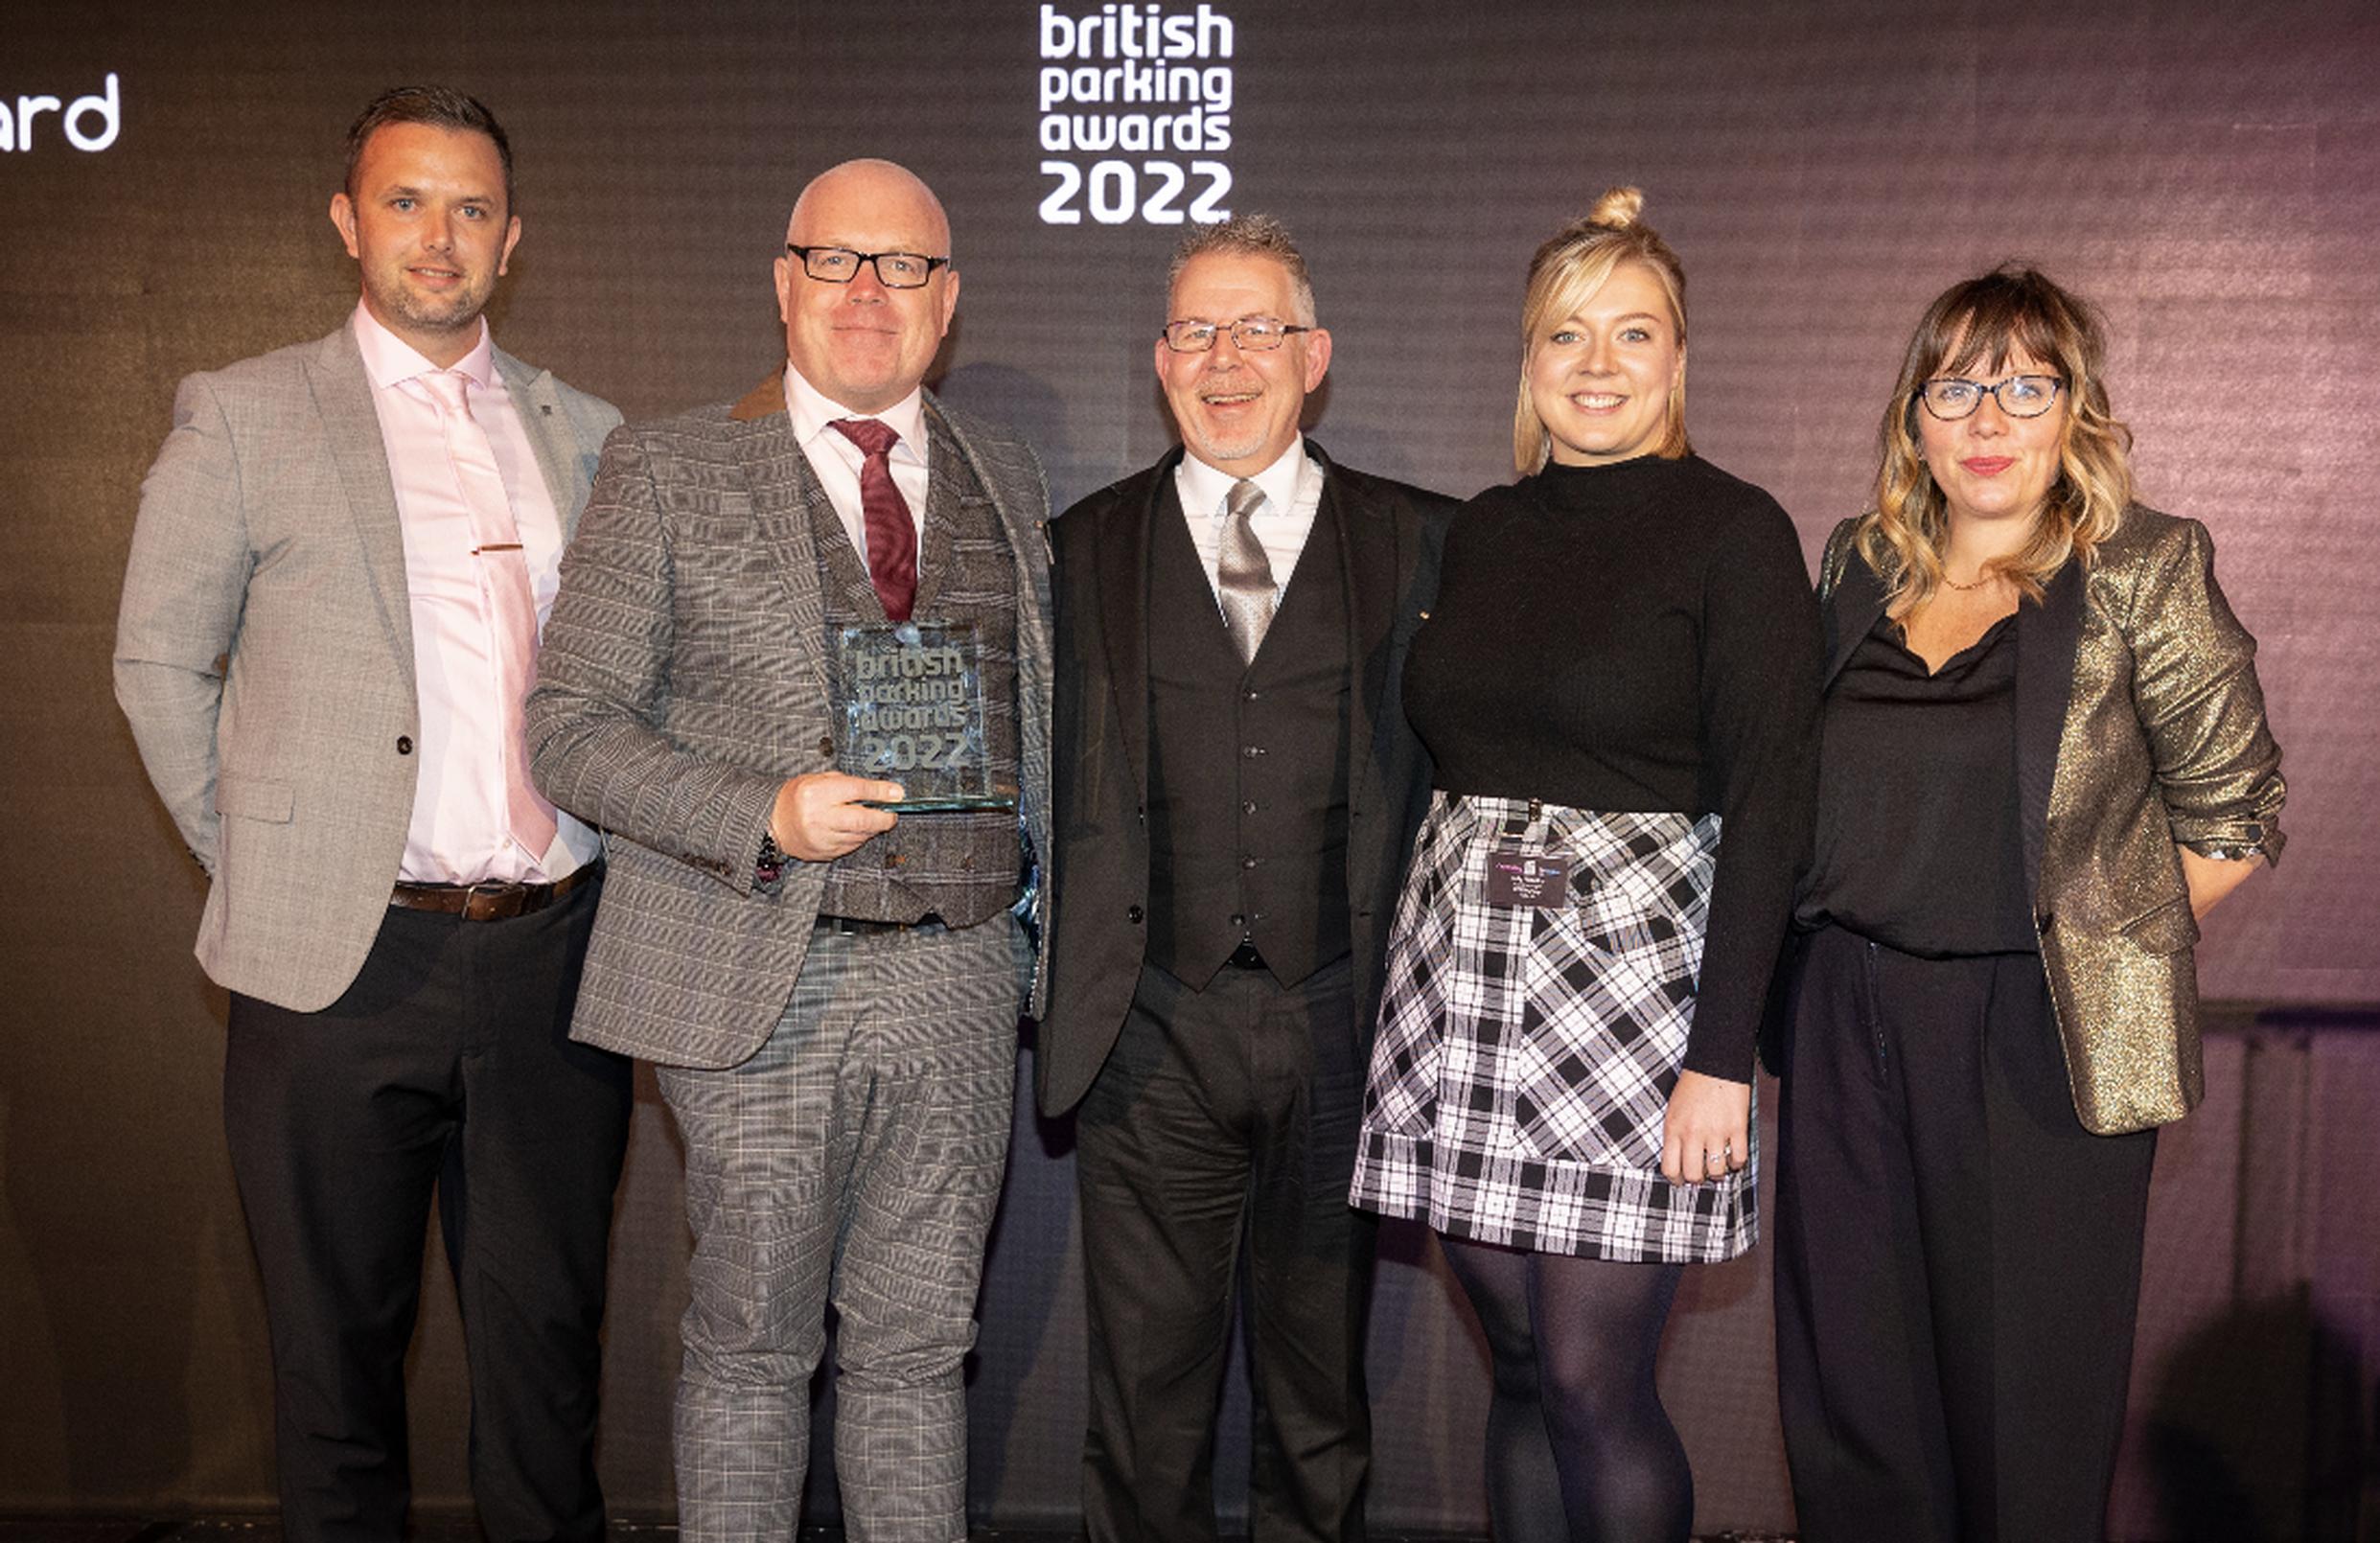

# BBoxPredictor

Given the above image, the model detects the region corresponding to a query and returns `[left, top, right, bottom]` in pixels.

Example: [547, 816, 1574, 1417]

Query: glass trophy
[835, 619, 1018, 813]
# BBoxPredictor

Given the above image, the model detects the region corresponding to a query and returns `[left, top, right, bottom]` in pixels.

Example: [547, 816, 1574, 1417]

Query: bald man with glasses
[527, 158, 1052, 1540]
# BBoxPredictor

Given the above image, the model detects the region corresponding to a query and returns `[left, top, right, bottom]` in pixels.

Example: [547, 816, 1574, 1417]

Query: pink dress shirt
[353, 303, 600, 885]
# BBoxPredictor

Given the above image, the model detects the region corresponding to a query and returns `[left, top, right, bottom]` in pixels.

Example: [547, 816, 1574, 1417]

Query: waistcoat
[809, 421, 1022, 926]
[1144, 480, 1352, 988]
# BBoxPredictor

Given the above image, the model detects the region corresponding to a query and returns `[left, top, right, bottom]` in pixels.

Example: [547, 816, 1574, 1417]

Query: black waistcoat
[1144, 478, 1352, 990]
[809, 420, 1022, 926]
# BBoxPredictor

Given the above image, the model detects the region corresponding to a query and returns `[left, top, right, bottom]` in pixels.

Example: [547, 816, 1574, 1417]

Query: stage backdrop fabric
[2, 1, 2376, 1534]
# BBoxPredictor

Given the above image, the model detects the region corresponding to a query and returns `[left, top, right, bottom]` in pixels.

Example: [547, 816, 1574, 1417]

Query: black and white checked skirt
[1349, 793, 1756, 1263]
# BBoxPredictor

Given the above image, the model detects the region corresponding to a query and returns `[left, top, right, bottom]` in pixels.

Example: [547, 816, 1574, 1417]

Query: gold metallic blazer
[1817, 506, 2285, 1135]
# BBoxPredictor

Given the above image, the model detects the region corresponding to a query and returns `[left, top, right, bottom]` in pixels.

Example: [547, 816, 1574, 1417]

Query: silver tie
[1216, 477, 1277, 664]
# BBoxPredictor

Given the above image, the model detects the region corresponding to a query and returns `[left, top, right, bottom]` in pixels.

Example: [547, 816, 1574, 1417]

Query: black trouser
[223, 874, 632, 1543]
[1774, 925, 2157, 1543]
[1075, 955, 1375, 1543]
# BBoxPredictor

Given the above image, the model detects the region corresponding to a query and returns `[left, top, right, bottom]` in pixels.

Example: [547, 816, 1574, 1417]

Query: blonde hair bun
[1588, 187, 1646, 229]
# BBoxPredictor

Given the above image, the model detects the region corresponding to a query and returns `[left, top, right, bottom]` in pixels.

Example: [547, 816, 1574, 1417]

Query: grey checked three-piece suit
[524, 373, 1054, 1540]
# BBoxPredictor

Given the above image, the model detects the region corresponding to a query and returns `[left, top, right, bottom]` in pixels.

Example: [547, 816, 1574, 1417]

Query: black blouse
[1402, 453, 1821, 1080]
[1796, 610, 2039, 956]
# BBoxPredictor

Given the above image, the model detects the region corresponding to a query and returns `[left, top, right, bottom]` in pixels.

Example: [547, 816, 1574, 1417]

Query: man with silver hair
[1039, 214, 1453, 1541]
[526, 158, 1053, 1540]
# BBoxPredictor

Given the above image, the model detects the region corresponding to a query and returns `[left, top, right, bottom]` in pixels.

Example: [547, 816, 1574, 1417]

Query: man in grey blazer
[113, 88, 632, 1543]
[526, 158, 1053, 1541]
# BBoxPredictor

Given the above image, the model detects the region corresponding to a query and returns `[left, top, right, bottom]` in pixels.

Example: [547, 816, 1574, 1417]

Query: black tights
[1441, 1235, 1692, 1543]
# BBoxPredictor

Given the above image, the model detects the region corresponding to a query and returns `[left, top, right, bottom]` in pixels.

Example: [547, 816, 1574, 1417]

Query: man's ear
[330, 192, 360, 260]
[1301, 327, 1333, 391]
[937, 266, 961, 336]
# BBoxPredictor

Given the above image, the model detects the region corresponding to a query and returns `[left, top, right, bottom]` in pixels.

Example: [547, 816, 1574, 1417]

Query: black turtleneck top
[1400, 453, 1821, 1080]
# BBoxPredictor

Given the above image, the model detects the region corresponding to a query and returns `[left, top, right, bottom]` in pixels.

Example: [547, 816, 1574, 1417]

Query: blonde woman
[1351, 190, 1819, 1541]
[1773, 266, 2285, 1542]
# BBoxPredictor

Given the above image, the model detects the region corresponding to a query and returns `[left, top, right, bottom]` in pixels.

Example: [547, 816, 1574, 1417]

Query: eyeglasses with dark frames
[785, 244, 950, 289]
[1918, 374, 2065, 421]
[1160, 317, 1314, 353]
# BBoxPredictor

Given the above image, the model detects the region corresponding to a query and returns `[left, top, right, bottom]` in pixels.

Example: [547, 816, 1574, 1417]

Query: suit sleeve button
[396, 735, 413, 755]
[1126, 904, 1144, 924]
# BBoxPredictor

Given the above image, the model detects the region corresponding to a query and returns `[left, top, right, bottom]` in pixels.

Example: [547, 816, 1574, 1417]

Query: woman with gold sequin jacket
[1771, 265, 2284, 1543]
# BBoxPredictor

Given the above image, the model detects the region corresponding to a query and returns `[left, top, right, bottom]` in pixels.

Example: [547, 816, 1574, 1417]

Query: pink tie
[421, 370, 560, 864]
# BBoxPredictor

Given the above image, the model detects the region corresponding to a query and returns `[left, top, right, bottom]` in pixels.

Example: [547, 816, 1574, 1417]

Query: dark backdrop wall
[4, 1, 2376, 1534]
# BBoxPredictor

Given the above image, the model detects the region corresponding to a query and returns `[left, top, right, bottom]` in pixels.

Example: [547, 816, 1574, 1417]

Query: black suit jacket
[1036, 443, 1454, 1116]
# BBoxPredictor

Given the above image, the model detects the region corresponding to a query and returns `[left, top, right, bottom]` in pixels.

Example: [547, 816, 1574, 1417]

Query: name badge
[1486, 845, 1570, 909]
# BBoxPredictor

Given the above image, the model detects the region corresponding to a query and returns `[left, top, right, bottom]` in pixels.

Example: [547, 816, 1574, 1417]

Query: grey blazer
[524, 375, 1056, 1071]
[114, 323, 622, 1012]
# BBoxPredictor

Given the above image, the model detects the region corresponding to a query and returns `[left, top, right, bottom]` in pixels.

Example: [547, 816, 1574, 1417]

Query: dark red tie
[830, 418, 917, 622]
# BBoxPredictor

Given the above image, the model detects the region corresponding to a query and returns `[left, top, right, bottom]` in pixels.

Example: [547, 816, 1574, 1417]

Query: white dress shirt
[353, 303, 599, 885]
[784, 363, 932, 577]
[1173, 438, 1327, 607]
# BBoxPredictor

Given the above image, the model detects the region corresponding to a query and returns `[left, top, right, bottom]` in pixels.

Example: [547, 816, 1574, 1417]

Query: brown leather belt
[389, 862, 600, 923]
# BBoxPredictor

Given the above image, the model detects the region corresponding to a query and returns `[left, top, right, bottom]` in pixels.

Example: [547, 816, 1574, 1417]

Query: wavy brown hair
[1513, 188, 1691, 474]
[1858, 265, 2134, 615]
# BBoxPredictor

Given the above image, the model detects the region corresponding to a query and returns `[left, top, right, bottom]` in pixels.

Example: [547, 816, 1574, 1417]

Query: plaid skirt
[1349, 793, 1756, 1263]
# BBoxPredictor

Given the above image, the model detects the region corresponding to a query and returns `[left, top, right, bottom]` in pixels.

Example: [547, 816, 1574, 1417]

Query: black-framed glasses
[1918, 374, 2065, 421]
[785, 244, 950, 288]
[1160, 317, 1313, 353]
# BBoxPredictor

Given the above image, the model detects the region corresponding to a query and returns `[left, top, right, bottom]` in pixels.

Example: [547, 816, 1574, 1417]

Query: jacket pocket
[2120, 893, 2199, 956]
[215, 775, 293, 823]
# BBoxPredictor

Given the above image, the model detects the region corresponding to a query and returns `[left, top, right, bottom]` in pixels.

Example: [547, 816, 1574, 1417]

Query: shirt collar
[784, 362, 929, 465]
[352, 300, 496, 391]
[1177, 437, 1310, 520]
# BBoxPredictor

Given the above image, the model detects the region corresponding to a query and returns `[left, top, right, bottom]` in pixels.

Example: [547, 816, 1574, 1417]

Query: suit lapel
[1318, 450, 1395, 811]
[2014, 559, 2084, 901]
[927, 396, 1044, 592]
[495, 350, 588, 537]
[925, 396, 1054, 690]
[1101, 456, 1171, 803]
[1821, 547, 1889, 690]
[726, 380, 833, 702]
[914, 423, 963, 616]
[305, 327, 414, 687]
